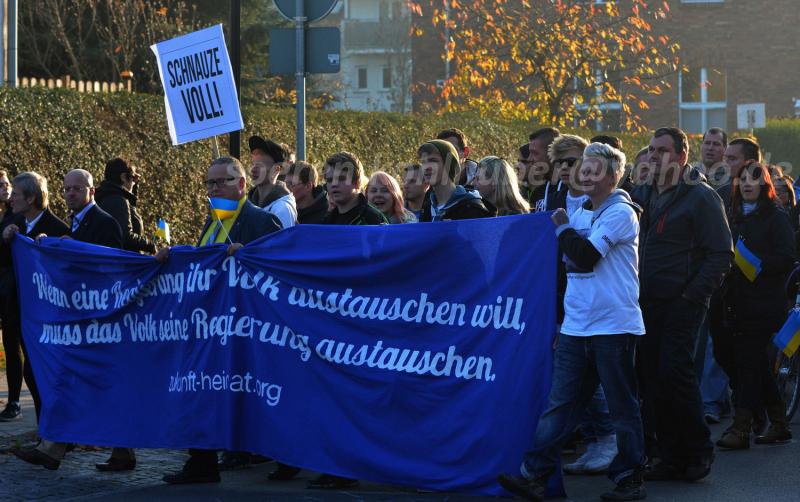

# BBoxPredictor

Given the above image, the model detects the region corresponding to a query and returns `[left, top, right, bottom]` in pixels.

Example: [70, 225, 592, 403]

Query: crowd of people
[0, 124, 797, 501]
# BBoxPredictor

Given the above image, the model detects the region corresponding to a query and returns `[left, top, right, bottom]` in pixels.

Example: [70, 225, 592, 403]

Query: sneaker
[0, 403, 21, 422]
[563, 441, 597, 475]
[704, 413, 721, 424]
[497, 473, 546, 501]
[601, 473, 646, 501]
[583, 434, 617, 473]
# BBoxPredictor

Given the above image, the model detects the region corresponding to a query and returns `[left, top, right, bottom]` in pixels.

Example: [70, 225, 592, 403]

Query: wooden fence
[18, 76, 132, 93]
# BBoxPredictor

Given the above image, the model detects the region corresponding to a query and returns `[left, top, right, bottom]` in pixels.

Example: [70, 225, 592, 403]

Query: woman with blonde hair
[366, 171, 417, 224]
[475, 156, 531, 216]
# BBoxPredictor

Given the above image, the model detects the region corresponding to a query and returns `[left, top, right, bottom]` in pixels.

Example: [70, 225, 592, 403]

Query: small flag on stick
[156, 219, 170, 244]
[774, 310, 800, 357]
[734, 238, 762, 282]
[208, 197, 239, 220]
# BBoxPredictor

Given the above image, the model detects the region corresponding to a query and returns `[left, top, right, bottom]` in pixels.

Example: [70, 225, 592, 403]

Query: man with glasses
[95, 158, 156, 255]
[13, 169, 123, 471]
[159, 156, 281, 485]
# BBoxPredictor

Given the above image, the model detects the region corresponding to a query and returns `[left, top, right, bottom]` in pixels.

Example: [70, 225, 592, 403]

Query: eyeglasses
[205, 177, 237, 189]
[62, 185, 90, 194]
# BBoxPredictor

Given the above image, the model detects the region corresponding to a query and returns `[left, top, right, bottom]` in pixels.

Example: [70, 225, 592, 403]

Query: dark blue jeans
[523, 334, 645, 483]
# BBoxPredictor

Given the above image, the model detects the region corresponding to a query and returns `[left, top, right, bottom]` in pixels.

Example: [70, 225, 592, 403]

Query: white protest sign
[151, 24, 243, 146]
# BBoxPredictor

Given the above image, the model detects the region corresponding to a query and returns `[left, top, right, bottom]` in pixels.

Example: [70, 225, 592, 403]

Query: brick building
[408, 0, 800, 133]
[641, 0, 800, 133]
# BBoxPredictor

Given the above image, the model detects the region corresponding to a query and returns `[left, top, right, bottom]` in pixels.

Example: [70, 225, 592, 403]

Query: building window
[679, 67, 726, 134]
[382, 67, 392, 89]
[357, 67, 368, 89]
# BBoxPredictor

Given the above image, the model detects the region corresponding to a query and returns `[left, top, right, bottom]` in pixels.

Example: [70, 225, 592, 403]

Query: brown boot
[754, 403, 792, 444]
[716, 408, 752, 450]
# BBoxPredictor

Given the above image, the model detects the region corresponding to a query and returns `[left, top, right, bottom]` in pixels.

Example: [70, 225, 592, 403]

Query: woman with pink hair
[366, 171, 417, 224]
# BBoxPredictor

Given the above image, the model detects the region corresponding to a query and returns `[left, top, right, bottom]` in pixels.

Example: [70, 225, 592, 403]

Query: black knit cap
[248, 135, 287, 163]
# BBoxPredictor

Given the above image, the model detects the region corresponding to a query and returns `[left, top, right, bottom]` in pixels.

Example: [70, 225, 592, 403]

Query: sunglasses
[557, 157, 580, 167]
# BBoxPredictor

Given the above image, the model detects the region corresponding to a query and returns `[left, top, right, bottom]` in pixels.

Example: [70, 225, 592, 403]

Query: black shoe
[251, 454, 271, 464]
[13, 448, 60, 470]
[602, 473, 646, 501]
[268, 463, 301, 481]
[752, 409, 767, 435]
[96, 457, 136, 472]
[683, 456, 713, 482]
[643, 461, 685, 482]
[0, 402, 22, 421]
[162, 468, 221, 484]
[218, 451, 251, 471]
[306, 474, 359, 489]
[497, 473, 546, 501]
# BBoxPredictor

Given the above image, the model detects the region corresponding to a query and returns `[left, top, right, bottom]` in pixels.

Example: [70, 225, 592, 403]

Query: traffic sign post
[272, 0, 338, 161]
[274, 0, 338, 23]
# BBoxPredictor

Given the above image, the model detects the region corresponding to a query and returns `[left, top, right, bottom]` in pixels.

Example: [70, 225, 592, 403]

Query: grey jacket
[632, 166, 733, 306]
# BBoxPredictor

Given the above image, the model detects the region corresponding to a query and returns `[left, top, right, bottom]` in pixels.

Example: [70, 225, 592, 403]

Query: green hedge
[756, 119, 800, 176]
[1, 87, 697, 245]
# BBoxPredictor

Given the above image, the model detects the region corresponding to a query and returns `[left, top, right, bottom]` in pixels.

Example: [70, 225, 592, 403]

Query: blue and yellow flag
[155, 219, 170, 244]
[734, 238, 762, 282]
[208, 197, 239, 220]
[774, 310, 800, 357]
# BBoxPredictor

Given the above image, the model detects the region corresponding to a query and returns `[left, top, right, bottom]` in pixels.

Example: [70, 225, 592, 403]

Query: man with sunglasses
[546, 135, 589, 215]
[96, 158, 156, 255]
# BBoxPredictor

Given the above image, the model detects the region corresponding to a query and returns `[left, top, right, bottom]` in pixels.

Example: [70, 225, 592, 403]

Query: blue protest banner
[151, 24, 244, 145]
[12, 214, 558, 496]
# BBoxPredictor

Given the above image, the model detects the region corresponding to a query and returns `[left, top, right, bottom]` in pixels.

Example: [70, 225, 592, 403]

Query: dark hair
[635, 147, 649, 162]
[518, 143, 530, 160]
[436, 128, 468, 153]
[775, 175, 797, 209]
[654, 127, 689, 156]
[731, 162, 778, 220]
[702, 127, 728, 147]
[324, 152, 363, 184]
[729, 138, 762, 163]
[590, 135, 623, 151]
[529, 127, 561, 145]
[104, 158, 134, 185]
[286, 161, 317, 186]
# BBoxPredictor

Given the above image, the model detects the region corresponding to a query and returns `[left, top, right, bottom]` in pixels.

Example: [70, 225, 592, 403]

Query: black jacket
[632, 167, 733, 306]
[323, 194, 387, 225]
[721, 202, 795, 332]
[71, 204, 124, 249]
[21, 208, 70, 239]
[95, 181, 156, 254]
[419, 186, 492, 222]
[298, 186, 329, 224]
[197, 200, 282, 246]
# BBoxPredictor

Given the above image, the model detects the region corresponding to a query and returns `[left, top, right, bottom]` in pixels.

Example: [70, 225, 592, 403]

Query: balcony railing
[343, 20, 411, 52]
